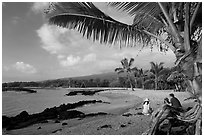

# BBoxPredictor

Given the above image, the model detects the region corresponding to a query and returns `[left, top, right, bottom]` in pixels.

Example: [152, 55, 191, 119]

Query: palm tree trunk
[155, 77, 158, 90]
[134, 78, 137, 88]
[127, 74, 134, 91]
[142, 77, 145, 89]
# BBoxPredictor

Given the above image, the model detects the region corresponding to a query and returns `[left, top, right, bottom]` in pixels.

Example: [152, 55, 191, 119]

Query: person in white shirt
[142, 98, 152, 115]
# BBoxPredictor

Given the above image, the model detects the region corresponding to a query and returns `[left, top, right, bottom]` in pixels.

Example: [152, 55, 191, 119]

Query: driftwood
[143, 103, 202, 135]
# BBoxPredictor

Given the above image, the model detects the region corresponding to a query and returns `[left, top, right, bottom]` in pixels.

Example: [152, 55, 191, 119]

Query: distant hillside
[2, 72, 127, 88]
[59, 72, 126, 81]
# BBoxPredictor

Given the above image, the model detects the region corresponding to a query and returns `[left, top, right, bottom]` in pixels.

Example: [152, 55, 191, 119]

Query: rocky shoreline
[2, 100, 109, 130]
[65, 89, 106, 96]
[2, 87, 37, 93]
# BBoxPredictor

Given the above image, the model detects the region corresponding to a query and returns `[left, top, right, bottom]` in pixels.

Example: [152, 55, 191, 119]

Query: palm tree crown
[115, 58, 135, 90]
[149, 62, 164, 90]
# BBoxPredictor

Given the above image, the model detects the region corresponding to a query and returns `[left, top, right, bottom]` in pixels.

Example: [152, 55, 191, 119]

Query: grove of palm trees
[45, 2, 202, 135]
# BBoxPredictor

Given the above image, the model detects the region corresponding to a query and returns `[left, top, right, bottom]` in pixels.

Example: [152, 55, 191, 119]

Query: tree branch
[143, 30, 176, 52]
[190, 2, 201, 33]
[184, 3, 191, 51]
[158, 2, 182, 44]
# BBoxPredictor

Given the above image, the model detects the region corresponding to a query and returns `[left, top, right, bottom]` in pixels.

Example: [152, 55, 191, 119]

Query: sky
[2, 2, 176, 82]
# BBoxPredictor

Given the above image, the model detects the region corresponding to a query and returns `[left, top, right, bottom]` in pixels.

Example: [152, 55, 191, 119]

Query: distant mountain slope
[60, 72, 126, 81]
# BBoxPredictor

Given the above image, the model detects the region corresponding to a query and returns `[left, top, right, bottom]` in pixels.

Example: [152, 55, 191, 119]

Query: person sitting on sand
[168, 93, 183, 112]
[142, 98, 152, 115]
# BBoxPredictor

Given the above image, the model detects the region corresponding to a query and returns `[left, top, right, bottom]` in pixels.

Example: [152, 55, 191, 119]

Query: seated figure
[142, 98, 153, 115]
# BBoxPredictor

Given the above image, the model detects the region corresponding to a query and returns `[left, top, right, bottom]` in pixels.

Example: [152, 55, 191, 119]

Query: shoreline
[3, 89, 194, 135]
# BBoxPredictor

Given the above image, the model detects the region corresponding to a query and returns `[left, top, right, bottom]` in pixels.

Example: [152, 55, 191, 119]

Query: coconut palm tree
[133, 68, 147, 89]
[149, 62, 165, 90]
[115, 58, 135, 91]
[45, 2, 202, 134]
[167, 68, 186, 92]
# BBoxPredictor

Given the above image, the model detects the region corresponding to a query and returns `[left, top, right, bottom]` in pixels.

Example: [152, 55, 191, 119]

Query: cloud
[83, 53, 97, 62]
[31, 2, 49, 14]
[59, 55, 80, 67]
[35, 17, 176, 79]
[13, 62, 37, 74]
[57, 54, 66, 59]
[36, 24, 68, 54]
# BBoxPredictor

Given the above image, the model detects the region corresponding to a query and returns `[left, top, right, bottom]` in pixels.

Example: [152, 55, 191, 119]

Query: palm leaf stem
[158, 2, 182, 45]
[190, 2, 201, 33]
[49, 13, 128, 27]
[184, 3, 191, 51]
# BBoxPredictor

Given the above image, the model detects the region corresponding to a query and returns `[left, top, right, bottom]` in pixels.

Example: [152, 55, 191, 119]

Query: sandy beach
[3, 89, 194, 135]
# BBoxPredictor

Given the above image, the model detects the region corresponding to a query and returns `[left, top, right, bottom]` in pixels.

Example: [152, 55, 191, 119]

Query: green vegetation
[2, 62, 185, 91]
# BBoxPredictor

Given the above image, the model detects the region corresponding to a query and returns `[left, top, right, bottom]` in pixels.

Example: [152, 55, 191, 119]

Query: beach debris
[52, 129, 62, 133]
[144, 103, 201, 135]
[62, 122, 68, 126]
[120, 124, 126, 128]
[97, 124, 112, 130]
[122, 113, 132, 117]
[81, 112, 108, 119]
[136, 112, 143, 115]
[37, 127, 41, 130]
[135, 107, 142, 110]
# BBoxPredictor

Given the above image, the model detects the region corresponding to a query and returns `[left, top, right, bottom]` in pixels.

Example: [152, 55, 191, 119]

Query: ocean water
[2, 88, 109, 117]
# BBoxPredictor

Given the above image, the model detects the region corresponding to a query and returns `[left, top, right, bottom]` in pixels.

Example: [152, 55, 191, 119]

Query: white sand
[3, 89, 194, 135]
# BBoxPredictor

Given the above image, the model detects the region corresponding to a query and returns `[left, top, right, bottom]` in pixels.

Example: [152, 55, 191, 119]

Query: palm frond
[109, 2, 166, 34]
[150, 61, 156, 73]
[167, 71, 185, 82]
[46, 2, 150, 47]
[131, 67, 138, 72]
[128, 58, 135, 67]
[115, 67, 123, 72]
[159, 62, 164, 67]
[121, 58, 129, 69]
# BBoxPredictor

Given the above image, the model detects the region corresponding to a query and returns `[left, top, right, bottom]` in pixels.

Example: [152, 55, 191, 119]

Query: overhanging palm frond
[167, 71, 184, 82]
[109, 2, 166, 34]
[46, 2, 149, 47]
